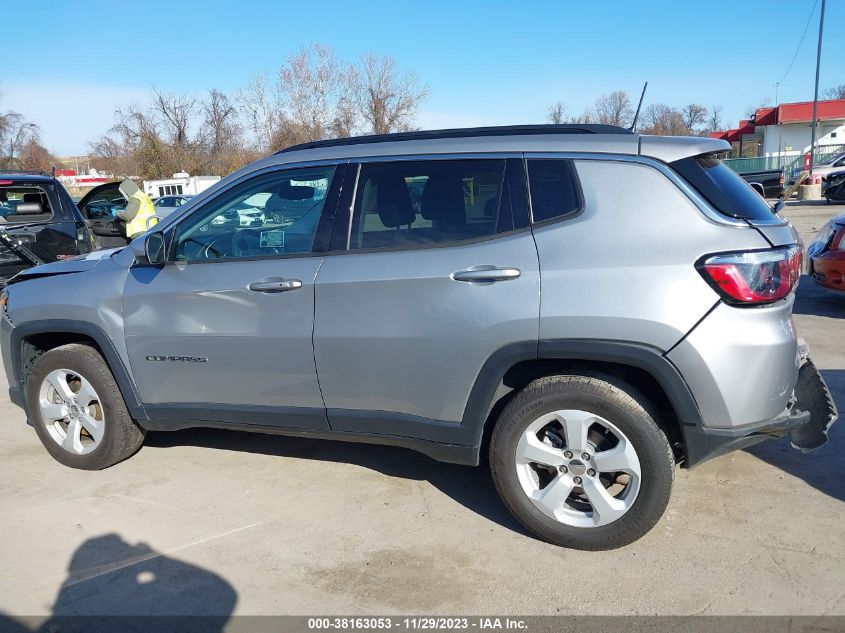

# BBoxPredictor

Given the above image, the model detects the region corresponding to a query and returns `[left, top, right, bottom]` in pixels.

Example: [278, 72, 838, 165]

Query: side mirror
[772, 198, 785, 215]
[130, 231, 166, 267]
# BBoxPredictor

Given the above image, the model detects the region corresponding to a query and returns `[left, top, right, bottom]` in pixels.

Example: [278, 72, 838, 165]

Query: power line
[777, 0, 819, 87]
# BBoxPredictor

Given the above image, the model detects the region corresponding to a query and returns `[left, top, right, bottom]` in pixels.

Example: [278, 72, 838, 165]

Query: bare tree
[277, 43, 347, 144]
[823, 85, 845, 100]
[681, 104, 708, 133]
[568, 109, 594, 124]
[237, 72, 282, 149]
[349, 52, 428, 135]
[0, 96, 41, 169]
[110, 102, 159, 146]
[547, 101, 567, 124]
[17, 137, 56, 172]
[640, 103, 688, 136]
[201, 91, 241, 155]
[708, 105, 723, 133]
[151, 89, 197, 150]
[199, 89, 249, 174]
[593, 91, 633, 127]
[89, 134, 138, 177]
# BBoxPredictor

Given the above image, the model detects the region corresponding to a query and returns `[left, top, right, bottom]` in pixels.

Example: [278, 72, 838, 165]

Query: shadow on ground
[0, 534, 237, 632]
[145, 427, 527, 536]
[792, 275, 845, 318]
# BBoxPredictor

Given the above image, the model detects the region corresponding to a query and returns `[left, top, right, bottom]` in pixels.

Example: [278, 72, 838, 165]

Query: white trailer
[143, 172, 221, 198]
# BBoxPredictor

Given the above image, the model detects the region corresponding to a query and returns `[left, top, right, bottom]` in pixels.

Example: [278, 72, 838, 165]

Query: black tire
[489, 373, 674, 550]
[26, 343, 145, 470]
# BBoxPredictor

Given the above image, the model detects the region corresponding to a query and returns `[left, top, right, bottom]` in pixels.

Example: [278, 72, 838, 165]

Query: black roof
[276, 124, 633, 154]
[0, 170, 55, 182]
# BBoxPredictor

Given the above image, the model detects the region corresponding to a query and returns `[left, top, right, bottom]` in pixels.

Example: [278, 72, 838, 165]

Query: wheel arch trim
[464, 339, 704, 449]
[10, 319, 146, 420]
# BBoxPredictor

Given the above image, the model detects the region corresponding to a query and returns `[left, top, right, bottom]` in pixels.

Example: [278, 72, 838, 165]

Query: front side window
[527, 159, 582, 223]
[79, 185, 127, 220]
[349, 159, 513, 250]
[172, 166, 334, 262]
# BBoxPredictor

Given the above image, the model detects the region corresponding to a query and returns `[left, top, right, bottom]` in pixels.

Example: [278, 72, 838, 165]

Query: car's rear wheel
[26, 343, 145, 470]
[489, 373, 674, 550]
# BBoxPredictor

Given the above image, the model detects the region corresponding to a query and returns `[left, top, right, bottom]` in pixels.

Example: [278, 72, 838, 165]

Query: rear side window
[670, 153, 775, 222]
[349, 159, 517, 250]
[527, 159, 582, 223]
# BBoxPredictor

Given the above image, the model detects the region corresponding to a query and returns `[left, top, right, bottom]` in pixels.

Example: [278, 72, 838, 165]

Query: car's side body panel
[534, 158, 771, 351]
[313, 229, 541, 425]
[121, 257, 328, 422]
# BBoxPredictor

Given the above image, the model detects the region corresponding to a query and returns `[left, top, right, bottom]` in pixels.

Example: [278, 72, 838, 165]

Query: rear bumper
[667, 299, 800, 430]
[683, 354, 838, 467]
[810, 251, 845, 291]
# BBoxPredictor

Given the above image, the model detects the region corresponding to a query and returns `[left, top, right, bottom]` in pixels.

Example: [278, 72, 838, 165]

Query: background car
[0, 171, 94, 282]
[153, 195, 193, 218]
[823, 169, 845, 204]
[791, 152, 845, 183]
[231, 202, 265, 226]
[807, 212, 845, 292]
[740, 169, 784, 198]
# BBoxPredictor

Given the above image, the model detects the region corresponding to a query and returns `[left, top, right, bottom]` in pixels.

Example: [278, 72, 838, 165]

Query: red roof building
[711, 99, 845, 157]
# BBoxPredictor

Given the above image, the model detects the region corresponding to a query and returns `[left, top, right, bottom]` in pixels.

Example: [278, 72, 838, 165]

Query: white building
[143, 172, 221, 198]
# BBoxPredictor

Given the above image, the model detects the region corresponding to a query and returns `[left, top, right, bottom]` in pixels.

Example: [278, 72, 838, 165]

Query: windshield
[670, 153, 776, 222]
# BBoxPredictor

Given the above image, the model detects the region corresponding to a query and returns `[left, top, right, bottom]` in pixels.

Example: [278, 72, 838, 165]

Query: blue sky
[2, 0, 843, 155]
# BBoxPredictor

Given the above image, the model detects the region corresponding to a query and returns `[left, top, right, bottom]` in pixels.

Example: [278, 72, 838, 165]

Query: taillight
[832, 226, 845, 251]
[779, 172, 785, 185]
[697, 245, 802, 305]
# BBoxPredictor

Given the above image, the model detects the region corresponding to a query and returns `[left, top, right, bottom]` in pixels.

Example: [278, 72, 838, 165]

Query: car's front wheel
[26, 343, 145, 470]
[490, 373, 674, 550]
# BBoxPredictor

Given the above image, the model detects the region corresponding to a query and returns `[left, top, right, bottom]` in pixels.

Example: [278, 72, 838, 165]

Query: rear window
[670, 153, 775, 222]
[0, 185, 55, 224]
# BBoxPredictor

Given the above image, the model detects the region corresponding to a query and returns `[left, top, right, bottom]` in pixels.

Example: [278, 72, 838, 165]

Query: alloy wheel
[514, 409, 641, 528]
[38, 368, 105, 455]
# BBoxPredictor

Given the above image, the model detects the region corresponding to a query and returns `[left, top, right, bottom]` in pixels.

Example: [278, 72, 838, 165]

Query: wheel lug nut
[582, 452, 591, 461]
[587, 469, 596, 476]
[559, 465, 567, 473]
[573, 476, 582, 485]
[563, 450, 573, 458]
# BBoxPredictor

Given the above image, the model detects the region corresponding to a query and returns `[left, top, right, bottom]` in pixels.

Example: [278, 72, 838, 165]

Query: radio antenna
[630, 81, 648, 131]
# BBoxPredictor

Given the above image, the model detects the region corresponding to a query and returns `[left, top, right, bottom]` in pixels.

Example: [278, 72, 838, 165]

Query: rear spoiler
[639, 136, 731, 163]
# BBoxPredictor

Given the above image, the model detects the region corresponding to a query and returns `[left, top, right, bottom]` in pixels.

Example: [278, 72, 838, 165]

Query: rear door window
[670, 153, 775, 222]
[348, 158, 523, 250]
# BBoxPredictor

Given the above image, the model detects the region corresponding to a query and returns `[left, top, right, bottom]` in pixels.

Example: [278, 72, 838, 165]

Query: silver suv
[1, 125, 837, 550]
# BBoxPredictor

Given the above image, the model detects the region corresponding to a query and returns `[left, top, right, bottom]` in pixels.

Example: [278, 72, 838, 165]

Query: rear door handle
[248, 278, 303, 293]
[451, 266, 521, 283]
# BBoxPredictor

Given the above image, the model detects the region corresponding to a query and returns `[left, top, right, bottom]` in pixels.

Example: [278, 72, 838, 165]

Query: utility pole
[809, 0, 826, 177]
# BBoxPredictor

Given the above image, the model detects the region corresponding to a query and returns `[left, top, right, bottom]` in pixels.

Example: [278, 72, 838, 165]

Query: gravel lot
[0, 202, 842, 624]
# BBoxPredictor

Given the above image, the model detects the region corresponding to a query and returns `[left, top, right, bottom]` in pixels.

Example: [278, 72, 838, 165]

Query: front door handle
[451, 266, 521, 283]
[248, 278, 303, 293]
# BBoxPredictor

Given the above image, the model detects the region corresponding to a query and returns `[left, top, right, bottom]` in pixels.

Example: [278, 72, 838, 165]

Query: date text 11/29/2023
[307, 617, 528, 630]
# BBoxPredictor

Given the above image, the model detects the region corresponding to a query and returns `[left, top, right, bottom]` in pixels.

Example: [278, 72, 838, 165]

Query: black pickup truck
[740, 169, 784, 199]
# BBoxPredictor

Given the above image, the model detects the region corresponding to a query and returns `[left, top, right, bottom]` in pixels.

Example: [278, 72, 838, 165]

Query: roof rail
[0, 169, 52, 177]
[275, 124, 633, 154]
